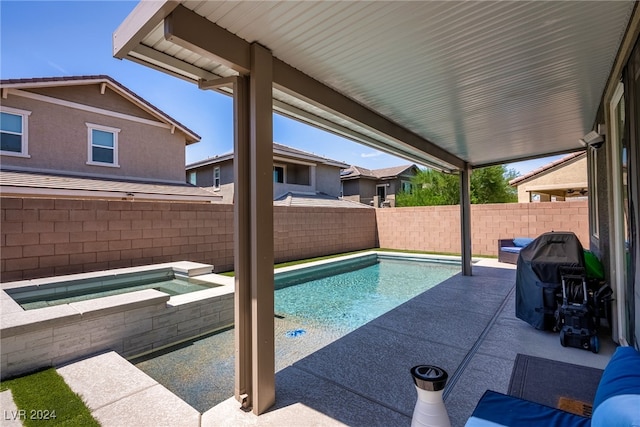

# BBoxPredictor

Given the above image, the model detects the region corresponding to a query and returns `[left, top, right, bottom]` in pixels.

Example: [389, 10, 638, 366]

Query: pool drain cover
[286, 329, 306, 338]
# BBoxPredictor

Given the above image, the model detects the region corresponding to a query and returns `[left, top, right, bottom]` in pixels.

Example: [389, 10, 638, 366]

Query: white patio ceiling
[114, 1, 636, 171]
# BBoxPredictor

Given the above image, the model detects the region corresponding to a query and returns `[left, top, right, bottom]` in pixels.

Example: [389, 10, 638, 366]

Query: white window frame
[86, 123, 120, 167]
[1, 106, 31, 158]
[188, 171, 197, 185]
[588, 148, 599, 239]
[608, 82, 627, 344]
[213, 166, 221, 190]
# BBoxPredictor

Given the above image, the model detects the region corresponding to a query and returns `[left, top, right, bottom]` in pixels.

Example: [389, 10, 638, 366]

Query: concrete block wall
[375, 201, 589, 256]
[375, 205, 461, 254]
[0, 287, 234, 379]
[1, 196, 588, 281]
[1, 197, 377, 281]
[274, 206, 377, 263]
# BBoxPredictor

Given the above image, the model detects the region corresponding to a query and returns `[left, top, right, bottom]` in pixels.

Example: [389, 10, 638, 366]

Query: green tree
[470, 165, 518, 204]
[396, 165, 518, 206]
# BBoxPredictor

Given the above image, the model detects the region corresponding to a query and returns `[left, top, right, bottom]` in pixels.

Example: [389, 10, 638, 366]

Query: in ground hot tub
[0, 261, 234, 380]
[6, 267, 218, 310]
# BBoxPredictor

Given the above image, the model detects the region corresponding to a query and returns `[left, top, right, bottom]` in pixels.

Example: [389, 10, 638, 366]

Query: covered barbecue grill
[515, 231, 585, 330]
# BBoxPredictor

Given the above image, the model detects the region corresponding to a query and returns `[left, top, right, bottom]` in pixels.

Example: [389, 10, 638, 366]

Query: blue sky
[0, 1, 561, 175]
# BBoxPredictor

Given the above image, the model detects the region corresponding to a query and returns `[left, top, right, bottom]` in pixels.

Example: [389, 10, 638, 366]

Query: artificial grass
[0, 368, 99, 427]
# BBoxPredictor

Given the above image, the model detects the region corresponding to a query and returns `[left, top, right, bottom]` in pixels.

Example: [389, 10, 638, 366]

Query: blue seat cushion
[591, 346, 640, 427]
[465, 390, 590, 427]
[500, 246, 522, 254]
[593, 346, 640, 408]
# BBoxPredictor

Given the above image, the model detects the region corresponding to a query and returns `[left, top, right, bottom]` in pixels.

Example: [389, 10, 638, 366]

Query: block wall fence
[0, 197, 377, 281]
[376, 201, 589, 255]
[1, 197, 588, 281]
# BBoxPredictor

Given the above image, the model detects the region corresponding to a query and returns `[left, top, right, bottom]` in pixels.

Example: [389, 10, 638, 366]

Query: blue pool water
[275, 257, 458, 334]
[133, 256, 459, 412]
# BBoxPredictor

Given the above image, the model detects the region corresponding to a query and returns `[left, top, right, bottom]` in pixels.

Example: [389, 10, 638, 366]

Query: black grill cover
[515, 231, 585, 330]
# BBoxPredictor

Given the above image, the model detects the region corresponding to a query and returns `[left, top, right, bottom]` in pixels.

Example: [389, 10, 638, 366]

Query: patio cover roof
[114, 1, 635, 171]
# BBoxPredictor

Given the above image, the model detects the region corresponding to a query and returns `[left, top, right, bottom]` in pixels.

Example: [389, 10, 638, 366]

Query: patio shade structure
[113, 0, 638, 415]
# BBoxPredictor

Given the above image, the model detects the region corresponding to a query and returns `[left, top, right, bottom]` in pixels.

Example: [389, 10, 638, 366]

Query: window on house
[1, 107, 31, 157]
[188, 171, 197, 185]
[401, 180, 413, 193]
[273, 165, 285, 183]
[286, 163, 310, 185]
[214, 166, 221, 189]
[87, 123, 120, 166]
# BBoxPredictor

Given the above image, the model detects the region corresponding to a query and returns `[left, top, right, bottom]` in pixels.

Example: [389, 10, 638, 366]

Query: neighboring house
[509, 152, 587, 203]
[340, 164, 420, 207]
[186, 143, 358, 207]
[0, 76, 220, 202]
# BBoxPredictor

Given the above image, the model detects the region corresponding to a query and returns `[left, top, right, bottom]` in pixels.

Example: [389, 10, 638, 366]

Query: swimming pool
[6, 270, 219, 310]
[132, 254, 459, 412]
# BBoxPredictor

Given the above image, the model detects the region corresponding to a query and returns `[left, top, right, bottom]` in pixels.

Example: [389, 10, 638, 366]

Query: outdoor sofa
[498, 237, 535, 264]
[464, 345, 640, 426]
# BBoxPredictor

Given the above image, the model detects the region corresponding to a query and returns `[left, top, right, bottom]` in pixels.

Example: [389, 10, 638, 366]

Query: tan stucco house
[509, 152, 587, 203]
[0, 76, 220, 202]
[340, 164, 419, 207]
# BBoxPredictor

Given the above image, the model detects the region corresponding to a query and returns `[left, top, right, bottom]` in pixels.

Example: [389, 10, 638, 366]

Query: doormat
[508, 353, 603, 416]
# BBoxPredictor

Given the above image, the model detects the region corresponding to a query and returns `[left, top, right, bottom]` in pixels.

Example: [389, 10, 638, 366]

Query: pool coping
[274, 250, 480, 275]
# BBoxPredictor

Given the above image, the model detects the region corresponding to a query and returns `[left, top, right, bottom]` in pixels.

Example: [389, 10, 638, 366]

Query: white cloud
[361, 151, 382, 158]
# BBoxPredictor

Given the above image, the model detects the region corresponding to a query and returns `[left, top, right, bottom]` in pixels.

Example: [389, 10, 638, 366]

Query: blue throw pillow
[592, 346, 640, 427]
[513, 237, 534, 248]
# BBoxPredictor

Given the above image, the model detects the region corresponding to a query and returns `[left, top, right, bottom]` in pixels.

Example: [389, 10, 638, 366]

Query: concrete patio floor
[53, 260, 616, 427]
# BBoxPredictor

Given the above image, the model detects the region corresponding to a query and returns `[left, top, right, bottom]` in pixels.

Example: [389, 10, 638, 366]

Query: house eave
[0, 75, 201, 144]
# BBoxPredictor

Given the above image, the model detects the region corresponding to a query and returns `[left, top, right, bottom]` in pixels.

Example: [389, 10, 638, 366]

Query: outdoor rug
[508, 353, 604, 417]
